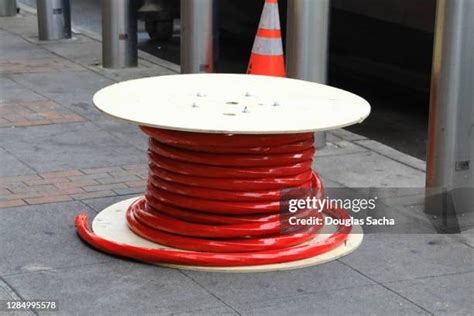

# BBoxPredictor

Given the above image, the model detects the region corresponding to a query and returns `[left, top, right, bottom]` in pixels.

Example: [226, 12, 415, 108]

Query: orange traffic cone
[247, 0, 286, 77]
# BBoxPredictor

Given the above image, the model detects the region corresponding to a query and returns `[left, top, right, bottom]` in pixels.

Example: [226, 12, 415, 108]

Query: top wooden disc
[93, 74, 370, 134]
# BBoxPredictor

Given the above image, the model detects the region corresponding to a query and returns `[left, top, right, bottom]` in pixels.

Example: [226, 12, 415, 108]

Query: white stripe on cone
[258, 3, 281, 30]
[251, 36, 284, 56]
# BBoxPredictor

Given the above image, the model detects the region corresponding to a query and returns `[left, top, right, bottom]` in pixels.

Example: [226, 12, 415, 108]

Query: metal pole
[102, 0, 138, 69]
[180, 0, 215, 73]
[425, 0, 474, 231]
[37, 0, 71, 40]
[286, 0, 330, 148]
[0, 0, 17, 17]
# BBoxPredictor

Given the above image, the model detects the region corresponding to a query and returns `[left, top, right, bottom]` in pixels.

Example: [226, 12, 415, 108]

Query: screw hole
[223, 113, 237, 116]
[226, 101, 239, 105]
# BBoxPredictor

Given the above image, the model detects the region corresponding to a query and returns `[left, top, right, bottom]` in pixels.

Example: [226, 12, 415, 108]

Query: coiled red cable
[75, 127, 351, 267]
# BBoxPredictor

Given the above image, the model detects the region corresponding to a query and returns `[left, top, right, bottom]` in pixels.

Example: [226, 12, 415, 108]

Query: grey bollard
[286, 0, 330, 149]
[0, 0, 17, 17]
[102, 0, 138, 68]
[37, 0, 71, 40]
[425, 0, 474, 232]
[181, 0, 215, 73]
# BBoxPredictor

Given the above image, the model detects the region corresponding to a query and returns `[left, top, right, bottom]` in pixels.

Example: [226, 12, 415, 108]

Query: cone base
[90, 197, 364, 273]
[247, 54, 286, 77]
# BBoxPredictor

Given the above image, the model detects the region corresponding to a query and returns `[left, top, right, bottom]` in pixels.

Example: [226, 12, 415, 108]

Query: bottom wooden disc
[92, 197, 364, 273]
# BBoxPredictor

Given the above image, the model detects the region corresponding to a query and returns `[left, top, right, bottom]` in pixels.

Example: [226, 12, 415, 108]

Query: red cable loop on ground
[75, 128, 352, 267]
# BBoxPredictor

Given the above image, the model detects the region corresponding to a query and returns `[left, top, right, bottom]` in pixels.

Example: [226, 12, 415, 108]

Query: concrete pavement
[0, 9, 473, 316]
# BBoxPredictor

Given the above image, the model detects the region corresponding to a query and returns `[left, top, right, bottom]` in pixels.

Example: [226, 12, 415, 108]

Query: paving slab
[0, 100, 87, 128]
[345, 200, 436, 235]
[173, 306, 238, 316]
[0, 13, 38, 39]
[0, 58, 83, 75]
[317, 177, 347, 188]
[0, 30, 51, 60]
[449, 230, 474, 249]
[0, 148, 35, 177]
[0, 280, 33, 315]
[328, 128, 368, 142]
[43, 40, 102, 67]
[316, 140, 369, 157]
[234, 284, 430, 315]
[0, 201, 111, 276]
[0, 77, 46, 103]
[8, 71, 114, 118]
[323, 131, 342, 143]
[355, 139, 426, 171]
[87, 63, 177, 82]
[0, 279, 15, 300]
[90, 116, 149, 151]
[3, 261, 228, 315]
[29, 33, 96, 47]
[8, 72, 156, 152]
[377, 189, 426, 206]
[182, 261, 374, 307]
[314, 151, 426, 188]
[339, 234, 474, 283]
[385, 271, 474, 315]
[0, 122, 146, 172]
[80, 194, 141, 212]
[386, 204, 439, 233]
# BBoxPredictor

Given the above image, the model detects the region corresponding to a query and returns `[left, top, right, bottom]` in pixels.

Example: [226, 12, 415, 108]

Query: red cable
[75, 128, 352, 267]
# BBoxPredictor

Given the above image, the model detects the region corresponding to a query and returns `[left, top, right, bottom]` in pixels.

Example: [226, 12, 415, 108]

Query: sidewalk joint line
[0, 143, 39, 174]
[178, 270, 242, 315]
[234, 283, 380, 308]
[354, 141, 426, 173]
[0, 276, 37, 315]
[337, 260, 434, 315]
[0, 260, 112, 279]
[382, 269, 474, 285]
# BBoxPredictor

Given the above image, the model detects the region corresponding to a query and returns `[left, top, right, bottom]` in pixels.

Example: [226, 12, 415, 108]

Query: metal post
[286, 0, 330, 148]
[0, 0, 17, 17]
[425, 0, 474, 231]
[37, 0, 71, 41]
[180, 0, 215, 73]
[101, 0, 138, 69]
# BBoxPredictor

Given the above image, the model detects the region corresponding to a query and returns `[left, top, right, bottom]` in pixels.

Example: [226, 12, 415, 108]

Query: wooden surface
[92, 197, 364, 273]
[93, 74, 371, 134]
